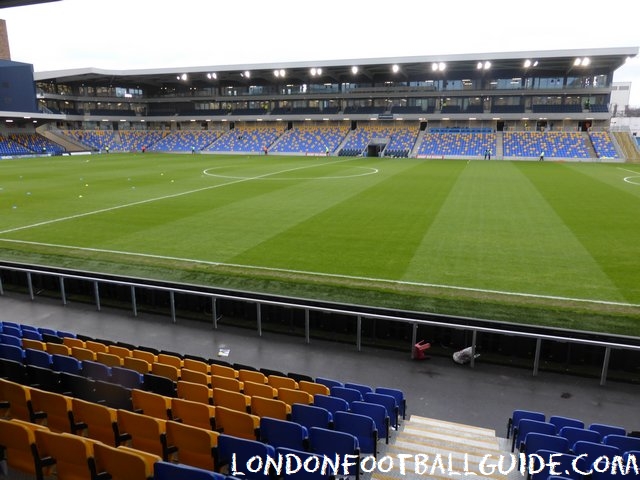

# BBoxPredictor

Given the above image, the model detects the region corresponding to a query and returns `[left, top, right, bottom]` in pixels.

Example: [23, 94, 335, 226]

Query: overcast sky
[2, 0, 639, 103]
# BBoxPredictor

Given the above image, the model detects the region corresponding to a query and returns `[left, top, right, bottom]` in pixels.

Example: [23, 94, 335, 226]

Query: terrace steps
[371, 415, 514, 480]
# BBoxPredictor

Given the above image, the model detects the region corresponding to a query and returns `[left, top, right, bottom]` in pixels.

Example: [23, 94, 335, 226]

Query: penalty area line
[0, 237, 637, 309]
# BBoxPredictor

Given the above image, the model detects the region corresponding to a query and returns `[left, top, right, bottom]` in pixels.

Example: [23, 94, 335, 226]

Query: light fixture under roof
[392, 64, 399, 73]
[207, 73, 217, 80]
[351, 66, 358, 74]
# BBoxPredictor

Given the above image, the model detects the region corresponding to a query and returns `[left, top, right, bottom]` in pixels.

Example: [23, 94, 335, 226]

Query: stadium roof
[0, 0, 59, 7]
[34, 46, 637, 90]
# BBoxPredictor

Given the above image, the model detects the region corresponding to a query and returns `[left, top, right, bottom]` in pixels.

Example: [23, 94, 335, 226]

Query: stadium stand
[206, 125, 284, 153]
[416, 128, 496, 157]
[503, 131, 591, 159]
[589, 131, 620, 158]
[269, 124, 349, 155]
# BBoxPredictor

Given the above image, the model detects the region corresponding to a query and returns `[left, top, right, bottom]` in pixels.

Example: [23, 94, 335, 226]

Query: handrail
[1, 260, 638, 384]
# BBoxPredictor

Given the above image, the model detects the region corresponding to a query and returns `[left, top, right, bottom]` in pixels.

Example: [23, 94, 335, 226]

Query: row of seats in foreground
[1, 319, 407, 478]
[507, 409, 640, 480]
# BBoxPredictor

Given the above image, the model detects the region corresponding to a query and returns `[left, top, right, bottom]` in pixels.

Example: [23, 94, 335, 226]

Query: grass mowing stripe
[518, 162, 640, 304]
[404, 161, 624, 303]
[230, 159, 466, 278]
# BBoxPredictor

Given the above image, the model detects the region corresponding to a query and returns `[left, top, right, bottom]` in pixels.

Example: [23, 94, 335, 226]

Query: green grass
[1, 153, 640, 335]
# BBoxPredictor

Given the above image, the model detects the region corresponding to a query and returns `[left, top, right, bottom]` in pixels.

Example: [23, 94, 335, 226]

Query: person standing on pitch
[539, 150, 544, 161]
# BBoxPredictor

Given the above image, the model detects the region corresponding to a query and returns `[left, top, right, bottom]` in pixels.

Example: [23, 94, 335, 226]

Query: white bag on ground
[452, 346, 479, 365]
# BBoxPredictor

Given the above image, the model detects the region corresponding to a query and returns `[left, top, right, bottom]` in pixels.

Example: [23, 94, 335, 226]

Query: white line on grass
[0, 237, 637, 309]
[0, 158, 362, 236]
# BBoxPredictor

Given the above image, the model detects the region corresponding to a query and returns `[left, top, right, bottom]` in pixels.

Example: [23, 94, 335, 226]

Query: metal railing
[1, 261, 639, 385]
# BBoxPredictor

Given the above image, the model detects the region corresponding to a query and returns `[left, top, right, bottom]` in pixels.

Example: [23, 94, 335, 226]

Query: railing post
[59, 277, 67, 305]
[470, 330, 477, 368]
[27, 271, 34, 300]
[0, 271, 4, 295]
[256, 303, 262, 337]
[411, 323, 418, 359]
[131, 285, 137, 317]
[93, 281, 101, 311]
[356, 315, 362, 351]
[533, 338, 542, 376]
[212, 297, 218, 329]
[169, 290, 176, 323]
[304, 309, 310, 344]
[600, 346, 611, 386]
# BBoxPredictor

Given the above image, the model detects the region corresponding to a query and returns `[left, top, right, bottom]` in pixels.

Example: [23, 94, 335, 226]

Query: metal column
[356, 315, 362, 352]
[470, 330, 477, 368]
[59, 277, 67, 305]
[600, 346, 611, 386]
[411, 323, 418, 359]
[256, 303, 262, 337]
[93, 281, 101, 311]
[533, 338, 542, 376]
[131, 286, 137, 317]
[169, 291, 176, 323]
[212, 297, 218, 329]
[304, 309, 310, 344]
[27, 272, 34, 300]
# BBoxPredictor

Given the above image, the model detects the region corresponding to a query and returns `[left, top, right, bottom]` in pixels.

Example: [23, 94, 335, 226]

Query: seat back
[212, 387, 250, 412]
[93, 380, 132, 410]
[107, 345, 132, 359]
[603, 434, 640, 454]
[176, 380, 211, 404]
[71, 347, 97, 362]
[165, 420, 218, 470]
[180, 368, 210, 386]
[334, 410, 377, 455]
[238, 369, 267, 384]
[215, 406, 260, 440]
[182, 358, 210, 374]
[24, 348, 52, 369]
[71, 397, 119, 446]
[250, 396, 290, 421]
[243, 380, 277, 399]
[314, 377, 343, 389]
[21, 330, 43, 342]
[111, 366, 144, 389]
[59, 372, 97, 402]
[211, 364, 238, 379]
[572, 441, 621, 472]
[558, 426, 602, 446]
[0, 343, 25, 363]
[531, 450, 584, 480]
[268, 374, 297, 390]
[26, 364, 61, 393]
[351, 400, 390, 443]
[330, 386, 363, 405]
[217, 434, 276, 480]
[116, 409, 167, 458]
[82, 360, 112, 381]
[508, 409, 545, 438]
[84, 341, 108, 354]
[308, 426, 359, 475]
[277, 387, 313, 406]
[96, 352, 123, 368]
[154, 460, 225, 480]
[143, 373, 176, 397]
[0, 378, 32, 421]
[259, 416, 308, 450]
[21, 339, 46, 351]
[170, 397, 216, 431]
[131, 388, 172, 420]
[0, 357, 28, 384]
[157, 353, 182, 369]
[93, 442, 161, 480]
[549, 415, 584, 433]
[522, 432, 569, 455]
[29, 388, 73, 433]
[34, 429, 95, 480]
[363, 392, 399, 429]
[132, 349, 157, 364]
[589, 423, 627, 438]
[51, 354, 82, 375]
[513, 419, 556, 452]
[0, 418, 46, 476]
[298, 380, 330, 396]
[291, 403, 333, 430]
[151, 362, 180, 382]
[123, 356, 151, 374]
[62, 337, 85, 349]
[210, 374, 243, 392]
[374, 387, 406, 419]
[344, 382, 373, 397]
[313, 394, 349, 416]
[0, 333, 22, 347]
[275, 446, 332, 479]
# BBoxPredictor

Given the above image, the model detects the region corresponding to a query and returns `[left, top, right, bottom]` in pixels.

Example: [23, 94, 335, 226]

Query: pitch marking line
[0, 237, 637, 309]
[618, 167, 640, 185]
[0, 158, 365, 236]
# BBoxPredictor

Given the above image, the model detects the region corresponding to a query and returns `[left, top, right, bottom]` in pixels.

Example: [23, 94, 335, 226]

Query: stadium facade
[1, 45, 638, 160]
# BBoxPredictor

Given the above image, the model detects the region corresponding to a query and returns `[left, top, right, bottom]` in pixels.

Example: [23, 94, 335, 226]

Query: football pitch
[1, 153, 640, 334]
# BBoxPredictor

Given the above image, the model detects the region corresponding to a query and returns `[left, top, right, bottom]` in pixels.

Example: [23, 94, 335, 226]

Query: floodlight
[439, 62, 446, 71]
[351, 66, 358, 74]
[574, 58, 582, 66]
[581, 57, 590, 66]
[392, 64, 399, 73]
[484, 61, 491, 70]
[477, 62, 483, 69]
[181, 73, 187, 81]
[310, 68, 317, 75]
[524, 59, 531, 68]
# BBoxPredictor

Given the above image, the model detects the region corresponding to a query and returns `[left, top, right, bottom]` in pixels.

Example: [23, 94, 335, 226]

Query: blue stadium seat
[259, 416, 308, 451]
[291, 403, 332, 430]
